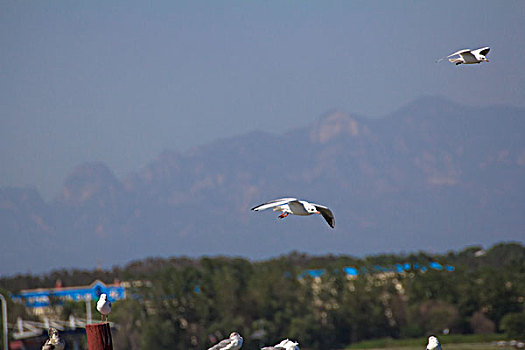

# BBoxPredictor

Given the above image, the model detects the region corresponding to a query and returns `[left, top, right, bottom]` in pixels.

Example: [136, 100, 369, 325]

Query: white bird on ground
[437, 47, 490, 65]
[251, 197, 335, 228]
[96, 293, 112, 322]
[426, 336, 442, 350]
[261, 338, 300, 350]
[208, 332, 243, 350]
[42, 327, 65, 350]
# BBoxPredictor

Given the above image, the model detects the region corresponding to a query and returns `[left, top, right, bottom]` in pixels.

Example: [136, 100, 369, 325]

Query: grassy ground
[344, 334, 511, 350]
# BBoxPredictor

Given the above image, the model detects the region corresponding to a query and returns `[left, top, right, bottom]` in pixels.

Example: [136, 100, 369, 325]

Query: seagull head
[48, 327, 59, 339]
[428, 336, 440, 346]
[100, 293, 107, 301]
[304, 203, 320, 214]
[229, 332, 240, 339]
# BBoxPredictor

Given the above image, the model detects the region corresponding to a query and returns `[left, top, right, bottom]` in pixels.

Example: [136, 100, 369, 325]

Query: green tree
[500, 312, 525, 339]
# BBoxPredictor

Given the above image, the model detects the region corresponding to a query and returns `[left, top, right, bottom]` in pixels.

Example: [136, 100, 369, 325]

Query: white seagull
[208, 332, 243, 350]
[42, 327, 65, 350]
[426, 336, 442, 350]
[96, 293, 112, 322]
[261, 339, 300, 350]
[437, 47, 490, 65]
[251, 198, 335, 228]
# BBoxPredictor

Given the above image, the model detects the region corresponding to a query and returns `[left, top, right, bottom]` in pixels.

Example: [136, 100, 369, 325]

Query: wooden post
[86, 323, 113, 350]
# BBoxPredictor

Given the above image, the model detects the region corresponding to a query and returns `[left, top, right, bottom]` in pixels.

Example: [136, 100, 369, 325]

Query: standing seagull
[96, 293, 112, 322]
[42, 327, 65, 350]
[251, 198, 335, 228]
[437, 47, 490, 65]
[261, 339, 300, 350]
[426, 336, 442, 350]
[208, 332, 243, 350]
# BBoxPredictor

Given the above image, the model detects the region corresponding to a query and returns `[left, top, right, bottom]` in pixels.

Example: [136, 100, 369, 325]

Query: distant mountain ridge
[1, 97, 524, 275]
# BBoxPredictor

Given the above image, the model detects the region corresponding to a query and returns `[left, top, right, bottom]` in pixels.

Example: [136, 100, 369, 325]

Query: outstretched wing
[447, 49, 470, 58]
[459, 51, 476, 61]
[473, 46, 490, 56]
[251, 198, 297, 211]
[313, 204, 335, 228]
[436, 49, 470, 63]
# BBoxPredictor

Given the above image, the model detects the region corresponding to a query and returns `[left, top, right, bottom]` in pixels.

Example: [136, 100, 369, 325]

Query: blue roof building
[298, 269, 326, 279]
[11, 280, 125, 315]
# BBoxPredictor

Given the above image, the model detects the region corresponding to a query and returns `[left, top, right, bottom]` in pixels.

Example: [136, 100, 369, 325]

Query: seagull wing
[436, 49, 470, 63]
[313, 204, 335, 228]
[473, 46, 490, 56]
[251, 198, 297, 211]
[208, 338, 233, 350]
[447, 49, 471, 58]
[459, 51, 477, 62]
[279, 339, 300, 349]
[276, 339, 291, 347]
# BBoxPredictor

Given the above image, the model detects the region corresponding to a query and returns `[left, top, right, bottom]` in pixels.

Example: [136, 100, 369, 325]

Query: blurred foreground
[1, 242, 524, 350]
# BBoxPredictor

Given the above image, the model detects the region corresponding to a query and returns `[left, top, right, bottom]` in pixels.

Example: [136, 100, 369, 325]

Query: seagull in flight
[208, 332, 243, 350]
[96, 293, 112, 322]
[426, 336, 442, 350]
[42, 327, 65, 350]
[261, 339, 300, 350]
[437, 47, 490, 65]
[251, 198, 335, 228]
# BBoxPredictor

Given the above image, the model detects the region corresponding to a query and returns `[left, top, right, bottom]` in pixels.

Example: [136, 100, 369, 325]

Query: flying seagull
[437, 47, 490, 65]
[261, 339, 300, 350]
[208, 332, 243, 350]
[251, 198, 335, 228]
[42, 327, 65, 350]
[426, 336, 442, 350]
[96, 293, 112, 322]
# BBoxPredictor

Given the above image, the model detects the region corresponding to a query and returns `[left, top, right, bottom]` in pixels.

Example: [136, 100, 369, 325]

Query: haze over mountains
[1, 96, 524, 275]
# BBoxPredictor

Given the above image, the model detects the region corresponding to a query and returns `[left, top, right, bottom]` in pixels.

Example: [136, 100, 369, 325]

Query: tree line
[1, 242, 524, 349]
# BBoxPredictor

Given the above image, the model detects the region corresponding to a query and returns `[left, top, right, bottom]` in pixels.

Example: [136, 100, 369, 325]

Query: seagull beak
[315, 211, 320, 214]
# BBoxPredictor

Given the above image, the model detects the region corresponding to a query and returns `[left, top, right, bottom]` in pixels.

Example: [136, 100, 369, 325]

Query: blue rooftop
[298, 269, 326, 278]
[12, 280, 125, 309]
[344, 267, 358, 276]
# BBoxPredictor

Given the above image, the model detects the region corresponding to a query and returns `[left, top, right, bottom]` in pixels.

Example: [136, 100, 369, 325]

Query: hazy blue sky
[1, 1, 524, 199]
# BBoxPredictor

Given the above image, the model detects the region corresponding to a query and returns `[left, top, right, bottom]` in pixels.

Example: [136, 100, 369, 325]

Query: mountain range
[1, 96, 524, 275]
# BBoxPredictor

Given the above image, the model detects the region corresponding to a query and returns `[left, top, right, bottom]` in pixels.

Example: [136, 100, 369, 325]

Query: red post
[86, 323, 113, 350]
